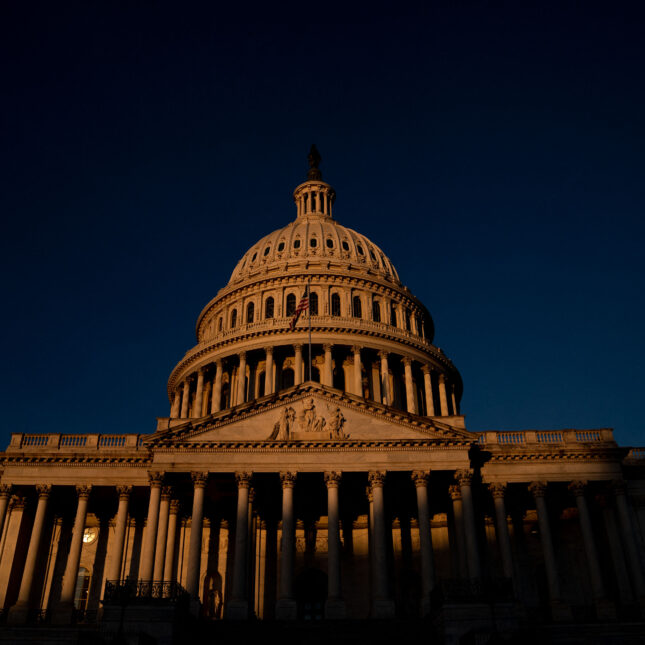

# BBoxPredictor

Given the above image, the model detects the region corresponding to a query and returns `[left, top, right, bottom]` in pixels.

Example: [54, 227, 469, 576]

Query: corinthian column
[412, 471, 435, 615]
[455, 470, 481, 579]
[180, 380, 190, 418]
[451, 385, 459, 415]
[140, 472, 164, 582]
[193, 368, 205, 418]
[529, 481, 571, 621]
[170, 390, 181, 418]
[164, 500, 180, 584]
[107, 485, 132, 583]
[489, 483, 514, 581]
[325, 472, 345, 619]
[227, 472, 252, 619]
[294, 344, 303, 384]
[323, 344, 333, 386]
[0, 485, 12, 540]
[264, 347, 274, 395]
[186, 473, 208, 601]
[369, 471, 395, 618]
[8, 484, 51, 624]
[449, 484, 468, 578]
[276, 472, 298, 619]
[56, 485, 92, 623]
[352, 346, 363, 397]
[422, 366, 435, 416]
[211, 360, 223, 413]
[403, 357, 417, 414]
[237, 352, 247, 405]
[153, 487, 173, 584]
[378, 351, 390, 406]
[438, 373, 449, 416]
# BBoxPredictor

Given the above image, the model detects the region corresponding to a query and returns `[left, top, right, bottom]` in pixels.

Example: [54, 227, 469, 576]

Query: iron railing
[103, 579, 189, 606]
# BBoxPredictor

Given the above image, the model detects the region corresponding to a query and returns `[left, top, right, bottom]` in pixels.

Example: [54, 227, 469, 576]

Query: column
[236, 352, 247, 405]
[323, 344, 333, 386]
[379, 351, 390, 405]
[412, 471, 435, 615]
[56, 485, 92, 622]
[325, 472, 345, 618]
[568, 481, 613, 617]
[186, 473, 208, 601]
[180, 380, 190, 418]
[164, 500, 180, 583]
[449, 485, 468, 578]
[8, 485, 51, 624]
[451, 385, 459, 415]
[140, 472, 164, 582]
[264, 347, 274, 395]
[422, 366, 435, 416]
[228, 471, 252, 619]
[529, 481, 571, 620]
[192, 368, 204, 417]
[368, 471, 395, 618]
[438, 373, 449, 416]
[353, 346, 363, 397]
[403, 357, 417, 414]
[211, 360, 223, 413]
[107, 485, 132, 583]
[153, 486, 173, 585]
[612, 479, 645, 601]
[294, 344, 303, 385]
[0, 485, 12, 540]
[455, 470, 481, 579]
[276, 472, 297, 619]
[170, 390, 181, 418]
[489, 483, 514, 581]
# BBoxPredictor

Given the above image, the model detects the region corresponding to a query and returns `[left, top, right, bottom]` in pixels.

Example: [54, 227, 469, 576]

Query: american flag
[289, 289, 309, 331]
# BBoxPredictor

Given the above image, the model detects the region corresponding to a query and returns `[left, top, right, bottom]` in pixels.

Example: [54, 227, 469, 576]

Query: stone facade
[1, 150, 644, 641]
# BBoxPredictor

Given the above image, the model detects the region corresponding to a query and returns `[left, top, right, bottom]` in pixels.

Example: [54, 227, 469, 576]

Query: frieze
[267, 398, 348, 441]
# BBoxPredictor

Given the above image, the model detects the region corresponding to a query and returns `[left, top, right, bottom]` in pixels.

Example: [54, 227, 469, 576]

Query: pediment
[150, 383, 475, 446]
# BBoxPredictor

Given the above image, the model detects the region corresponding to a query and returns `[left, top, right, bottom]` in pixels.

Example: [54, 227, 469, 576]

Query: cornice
[487, 449, 622, 463]
[1, 456, 151, 467]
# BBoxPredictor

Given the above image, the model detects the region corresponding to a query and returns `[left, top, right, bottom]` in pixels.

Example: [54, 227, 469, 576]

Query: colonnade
[170, 344, 460, 420]
[1, 473, 643, 623]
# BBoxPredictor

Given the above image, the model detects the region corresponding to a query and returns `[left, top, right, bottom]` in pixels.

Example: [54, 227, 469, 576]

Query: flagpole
[308, 278, 312, 382]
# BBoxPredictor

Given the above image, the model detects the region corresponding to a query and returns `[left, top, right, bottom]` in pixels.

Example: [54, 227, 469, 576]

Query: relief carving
[267, 398, 349, 440]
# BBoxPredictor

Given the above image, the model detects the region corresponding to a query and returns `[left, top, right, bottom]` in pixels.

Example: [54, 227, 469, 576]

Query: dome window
[310, 238, 318, 248]
[342, 240, 349, 251]
[218, 317, 223, 332]
[326, 238, 334, 249]
[405, 309, 411, 331]
[231, 309, 238, 328]
[264, 246, 271, 256]
[356, 244, 364, 255]
[331, 293, 341, 316]
[265, 297, 274, 319]
[372, 300, 381, 323]
[294, 239, 301, 249]
[370, 250, 377, 261]
[286, 293, 297, 316]
[309, 292, 319, 315]
[390, 304, 397, 327]
[246, 302, 255, 324]
[352, 296, 362, 318]
[277, 242, 285, 252]
[251, 252, 257, 262]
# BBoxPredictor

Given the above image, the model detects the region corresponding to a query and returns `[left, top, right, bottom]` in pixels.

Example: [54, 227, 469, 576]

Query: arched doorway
[202, 571, 223, 619]
[295, 568, 327, 620]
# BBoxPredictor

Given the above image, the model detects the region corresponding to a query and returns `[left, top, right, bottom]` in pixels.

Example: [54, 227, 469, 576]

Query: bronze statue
[307, 144, 322, 180]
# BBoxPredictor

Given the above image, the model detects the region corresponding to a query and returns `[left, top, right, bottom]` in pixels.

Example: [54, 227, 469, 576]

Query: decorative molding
[488, 482, 507, 499]
[148, 471, 165, 486]
[76, 484, 91, 499]
[191, 472, 209, 488]
[280, 471, 297, 488]
[368, 471, 386, 487]
[35, 484, 52, 498]
[324, 471, 342, 488]
[116, 485, 133, 500]
[0, 484, 11, 498]
[455, 469, 473, 486]
[235, 471, 252, 488]
[161, 486, 173, 500]
[448, 484, 461, 501]
[528, 481, 548, 498]
[411, 470, 430, 487]
[568, 480, 587, 497]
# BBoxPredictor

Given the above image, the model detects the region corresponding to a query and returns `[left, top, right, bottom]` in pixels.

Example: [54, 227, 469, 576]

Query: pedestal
[324, 598, 346, 619]
[226, 599, 249, 620]
[51, 600, 75, 625]
[275, 598, 297, 620]
[7, 602, 29, 625]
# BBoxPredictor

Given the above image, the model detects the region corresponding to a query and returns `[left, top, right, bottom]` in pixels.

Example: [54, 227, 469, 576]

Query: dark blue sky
[1, 2, 644, 448]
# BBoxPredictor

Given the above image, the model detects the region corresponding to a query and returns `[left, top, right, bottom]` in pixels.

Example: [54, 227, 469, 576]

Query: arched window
[74, 566, 90, 611]
[390, 304, 397, 327]
[265, 297, 274, 319]
[372, 300, 381, 322]
[352, 296, 362, 318]
[286, 294, 297, 316]
[281, 368, 295, 389]
[218, 317, 223, 332]
[405, 309, 411, 331]
[230, 309, 238, 328]
[246, 302, 254, 324]
[331, 293, 341, 317]
[309, 292, 319, 316]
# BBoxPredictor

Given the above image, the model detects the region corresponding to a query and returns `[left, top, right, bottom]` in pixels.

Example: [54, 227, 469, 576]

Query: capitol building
[0, 149, 644, 643]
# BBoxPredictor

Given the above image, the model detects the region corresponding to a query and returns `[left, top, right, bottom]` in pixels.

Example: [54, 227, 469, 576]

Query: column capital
[169, 499, 181, 514]
[280, 471, 297, 488]
[594, 493, 610, 509]
[265, 345, 274, 355]
[294, 344, 303, 352]
[0, 484, 11, 498]
[249, 488, 257, 503]
[568, 480, 588, 497]
[161, 486, 173, 500]
[76, 485, 91, 500]
[488, 482, 507, 499]
[352, 345, 362, 355]
[214, 358, 223, 368]
[324, 471, 342, 488]
[365, 486, 373, 503]
[323, 343, 333, 352]
[455, 469, 473, 486]
[10, 495, 26, 511]
[378, 350, 389, 360]
[148, 471, 165, 487]
[438, 372, 447, 383]
[116, 485, 132, 500]
[235, 471, 253, 488]
[36, 484, 52, 499]
[411, 470, 430, 487]
[528, 480, 548, 498]
[402, 356, 413, 367]
[191, 471, 209, 488]
[421, 364, 433, 375]
[448, 484, 461, 501]
[610, 478, 627, 496]
[197, 366, 205, 374]
[368, 471, 386, 487]
[238, 351, 247, 361]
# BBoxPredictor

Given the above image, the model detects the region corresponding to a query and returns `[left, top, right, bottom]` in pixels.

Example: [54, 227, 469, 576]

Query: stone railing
[624, 448, 645, 462]
[8, 433, 144, 452]
[478, 428, 615, 447]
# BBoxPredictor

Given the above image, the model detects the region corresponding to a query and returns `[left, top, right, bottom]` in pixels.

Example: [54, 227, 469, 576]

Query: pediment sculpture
[267, 398, 348, 441]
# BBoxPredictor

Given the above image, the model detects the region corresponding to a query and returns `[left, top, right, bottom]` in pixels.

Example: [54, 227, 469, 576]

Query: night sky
[1, 2, 644, 448]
